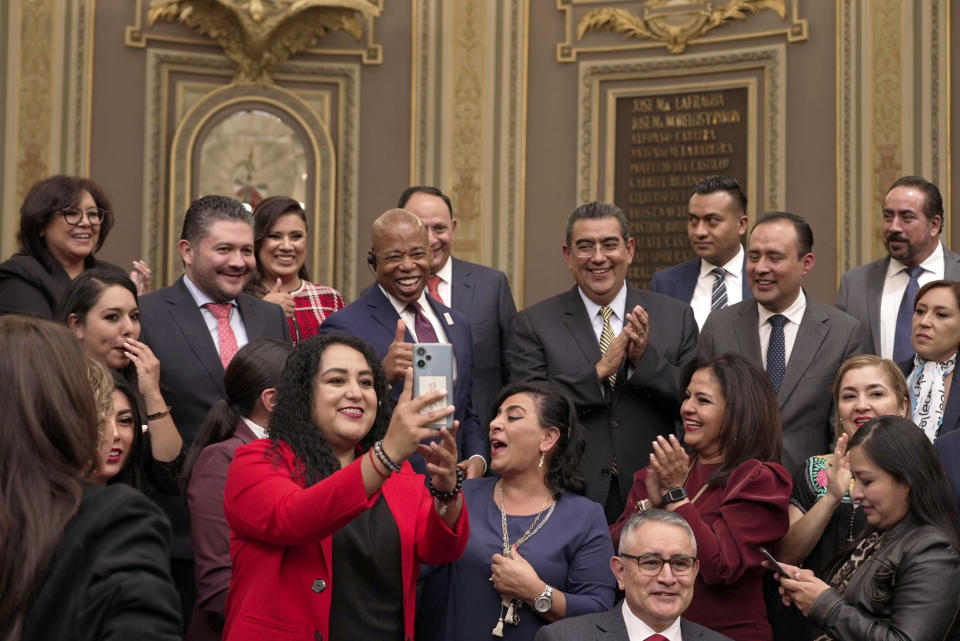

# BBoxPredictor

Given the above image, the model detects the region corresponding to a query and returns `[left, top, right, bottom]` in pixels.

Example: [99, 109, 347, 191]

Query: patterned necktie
[766, 314, 787, 393]
[204, 303, 238, 368]
[406, 301, 439, 343]
[427, 275, 445, 305]
[599, 305, 617, 388]
[710, 267, 728, 311]
[893, 265, 924, 362]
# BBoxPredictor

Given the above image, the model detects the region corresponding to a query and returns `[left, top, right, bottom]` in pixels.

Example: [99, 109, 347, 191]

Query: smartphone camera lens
[425, 354, 432, 361]
[417, 347, 426, 356]
[417, 359, 426, 368]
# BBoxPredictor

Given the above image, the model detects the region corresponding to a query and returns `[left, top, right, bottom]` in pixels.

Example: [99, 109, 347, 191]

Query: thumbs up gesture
[383, 319, 414, 383]
[263, 277, 296, 317]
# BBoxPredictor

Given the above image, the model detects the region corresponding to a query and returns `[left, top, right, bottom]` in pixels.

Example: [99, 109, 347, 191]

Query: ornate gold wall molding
[557, 0, 807, 62]
[577, 45, 785, 211]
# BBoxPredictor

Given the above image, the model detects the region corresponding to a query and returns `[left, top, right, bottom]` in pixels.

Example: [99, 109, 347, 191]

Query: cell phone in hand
[412, 343, 454, 430]
[759, 546, 788, 577]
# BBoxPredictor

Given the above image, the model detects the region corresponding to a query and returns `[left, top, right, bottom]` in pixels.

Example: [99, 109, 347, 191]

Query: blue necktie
[710, 267, 728, 311]
[766, 314, 787, 393]
[892, 266, 923, 362]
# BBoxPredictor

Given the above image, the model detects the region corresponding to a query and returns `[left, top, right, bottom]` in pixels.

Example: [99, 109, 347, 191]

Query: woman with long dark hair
[222, 333, 468, 640]
[774, 416, 960, 640]
[183, 338, 293, 641]
[0, 315, 180, 641]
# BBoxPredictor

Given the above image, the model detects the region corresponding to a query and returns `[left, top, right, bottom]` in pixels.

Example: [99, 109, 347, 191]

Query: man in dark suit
[139, 195, 289, 625]
[535, 510, 733, 641]
[398, 186, 517, 423]
[837, 176, 960, 359]
[699, 212, 868, 472]
[651, 176, 751, 329]
[320, 208, 487, 478]
[510, 201, 698, 522]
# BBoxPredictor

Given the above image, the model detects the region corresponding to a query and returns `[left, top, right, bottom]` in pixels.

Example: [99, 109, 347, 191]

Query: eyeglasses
[60, 207, 106, 226]
[573, 239, 624, 258]
[620, 553, 697, 575]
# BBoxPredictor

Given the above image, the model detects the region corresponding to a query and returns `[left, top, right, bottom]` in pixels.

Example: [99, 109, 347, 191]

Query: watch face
[534, 596, 551, 613]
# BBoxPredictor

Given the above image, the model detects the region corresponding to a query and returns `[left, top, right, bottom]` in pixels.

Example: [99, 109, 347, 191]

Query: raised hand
[383, 320, 414, 383]
[649, 434, 690, 492]
[130, 260, 152, 295]
[418, 420, 460, 492]
[263, 278, 296, 317]
[826, 433, 852, 501]
[623, 305, 649, 366]
[380, 367, 454, 463]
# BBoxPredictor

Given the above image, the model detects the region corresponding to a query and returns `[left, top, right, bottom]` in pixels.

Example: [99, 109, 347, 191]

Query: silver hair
[618, 509, 697, 556]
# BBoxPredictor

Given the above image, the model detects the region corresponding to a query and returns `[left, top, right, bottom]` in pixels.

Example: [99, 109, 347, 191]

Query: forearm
[141, 389, 183, 461]
[438, 494, 463, 530]
[777, 497, 842, 565]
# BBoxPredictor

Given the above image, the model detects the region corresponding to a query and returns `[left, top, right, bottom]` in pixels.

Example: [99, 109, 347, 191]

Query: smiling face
[42, 189, 100, 268]
[912, 286, 960, 363]
[68, 285, 141, 370]
[489, 392, 559, 477]
[747, 219, 814, 313]
[836, 365, 908, 438]
[180, 220, 256, 303]
[680, 367, 726, 463]
[882, 186, 940, 266]
[612, 521, 699, 632]
[95, 390, 136, 482]
[850, 445, 910, 530]
[562, 217, 635, 306]
[403, 192, 457, 274]
[372, 219, 431, 303]
[258, 212, 307, 283]
[311, 343, 378, 460]
[687, 191, 747, 266]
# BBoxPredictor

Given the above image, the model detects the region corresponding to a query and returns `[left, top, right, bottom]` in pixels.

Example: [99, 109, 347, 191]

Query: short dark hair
[250, 196, 311, 288]
[913, 279, 960, 313]
[690, 176, 747, 214]
[848, 416, 960, 550]
[680, 352, 782, 486]
[888, 176, 944, 225]
[16, 175, 115, 264]
[492, 381, 586, 497]
[565, 201, 630, 246]
[752, 211, 813, 257]
[180, 195, 253, 245]
[397, 186, 454, 219]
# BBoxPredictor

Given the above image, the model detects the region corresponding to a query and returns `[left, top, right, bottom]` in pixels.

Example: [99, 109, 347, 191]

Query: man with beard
[139, 195, 288, 627]
[836, 176, 960, 359]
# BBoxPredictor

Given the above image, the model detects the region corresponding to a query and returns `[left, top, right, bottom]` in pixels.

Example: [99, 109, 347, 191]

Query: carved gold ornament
[148, 0, 381, 82]
[577, 0, 787, 54]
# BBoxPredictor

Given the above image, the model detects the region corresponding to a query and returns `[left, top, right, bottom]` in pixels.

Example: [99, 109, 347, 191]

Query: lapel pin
[444, 312, 454, 325]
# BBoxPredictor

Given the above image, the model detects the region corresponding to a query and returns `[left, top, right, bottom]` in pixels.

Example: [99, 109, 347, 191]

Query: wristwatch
[662, 487, 688, 506]
[534, 584, 554, 613]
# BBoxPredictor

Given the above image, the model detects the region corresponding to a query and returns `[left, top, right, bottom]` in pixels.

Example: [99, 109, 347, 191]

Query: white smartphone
[412, 343, 454, 430]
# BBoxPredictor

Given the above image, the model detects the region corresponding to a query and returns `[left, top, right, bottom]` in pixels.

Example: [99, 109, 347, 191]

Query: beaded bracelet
[374, 440, 402, 473]
[367, 447, 391, 479]
[429, 466, 465, 502]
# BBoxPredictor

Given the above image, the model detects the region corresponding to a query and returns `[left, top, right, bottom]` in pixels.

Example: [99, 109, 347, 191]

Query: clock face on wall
[197, 108, 308, 208]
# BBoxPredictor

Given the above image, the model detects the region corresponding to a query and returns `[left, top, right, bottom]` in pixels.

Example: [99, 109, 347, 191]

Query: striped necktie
[710, 267, 728, 311]
[599, 305, 617, 389]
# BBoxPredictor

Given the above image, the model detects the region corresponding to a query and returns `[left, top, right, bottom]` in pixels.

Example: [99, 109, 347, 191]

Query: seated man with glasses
[535, 510, 733, 641]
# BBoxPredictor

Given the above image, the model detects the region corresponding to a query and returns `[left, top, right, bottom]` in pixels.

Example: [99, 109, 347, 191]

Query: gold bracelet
[146, 406, 171, 421]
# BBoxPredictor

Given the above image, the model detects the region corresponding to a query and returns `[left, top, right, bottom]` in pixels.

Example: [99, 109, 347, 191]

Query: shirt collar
[241, 416, 268, 440]
[699, 244, 744, 278]
[758, 288, 807, 326]
[379, 284, 432, 317]
[578, 281, 628, 320]
[886, 241, 944, 277]
[182, 273, 237, 309]
[621, 601, 683, 641]
[435, 256, 453, 284]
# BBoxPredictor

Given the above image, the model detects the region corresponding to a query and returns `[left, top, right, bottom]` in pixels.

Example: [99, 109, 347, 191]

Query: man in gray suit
[699, 212, 868, 472]
[836, 176, 960, 359]
[535, 510, 732, 641]
[399, 186, 517, 423]
[510, 202, 698, 521]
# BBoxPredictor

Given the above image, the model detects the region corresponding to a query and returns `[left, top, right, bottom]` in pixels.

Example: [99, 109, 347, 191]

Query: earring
[538, 453, 545, 468]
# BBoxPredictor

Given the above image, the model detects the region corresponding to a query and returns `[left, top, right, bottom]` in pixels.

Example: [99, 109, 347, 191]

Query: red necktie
[406, 301, 439, 343]
[645, 635, 668, 641]
[427, 275, 445, 305]
[205, 303, 238, 368]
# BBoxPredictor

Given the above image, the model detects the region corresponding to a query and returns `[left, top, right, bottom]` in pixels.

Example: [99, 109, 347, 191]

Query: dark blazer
[509, 285, 699, 507]
[534, 606, 734, 641]
[934, 429, 960, 511]
[0, 252, 125, 319]
[835, 245, 960, 355]
[808, 517, 960, 641]
[449, 257, 517, 423]
[185, 420, 259, 641]
[319, 284, 486, 466]
[898, 355, 960, 439]
[699, 294, 869, 472]
[20, 483, 182, 641]
[138, 277, 288, 557]
[650, 256, 752, 304]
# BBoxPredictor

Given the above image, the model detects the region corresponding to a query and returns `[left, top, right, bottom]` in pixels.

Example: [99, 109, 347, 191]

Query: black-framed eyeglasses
[620, 553, 697, 575]
[60, 207, 106, 226]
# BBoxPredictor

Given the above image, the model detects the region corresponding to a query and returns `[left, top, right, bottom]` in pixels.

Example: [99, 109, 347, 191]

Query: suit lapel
[866, 258, 888, 352]
[426, 296, 470, 366]
[678, 260, 699, 303]
[941, 354, 960, 436]
[593, 607, 629, 640]
[777, 296, 829, 405]
[562, 287, 603, 365]
[366, 286, 413, 342]
[450, 257, 474, 314]
[165, 279, 225, 391]
[235, 293, 262, 339]
[680, 618, 705, 640]
[943, 247, 960, 281]
[741, 260, 753, 300]
[733, 303, 763, 362]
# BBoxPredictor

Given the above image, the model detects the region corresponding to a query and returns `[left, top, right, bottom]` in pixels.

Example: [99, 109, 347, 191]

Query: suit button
[315, 632, 323, 641]
[312, 579, 326, 593]
[610, 420, 619, 428]
[600, 468, 610, 477]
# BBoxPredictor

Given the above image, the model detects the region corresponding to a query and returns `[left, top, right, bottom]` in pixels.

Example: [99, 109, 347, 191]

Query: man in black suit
[398, 186, 517, 423]
[510, 201, 698, 522]
[535, 510, 733, 641]
[139, 195, 288, 624]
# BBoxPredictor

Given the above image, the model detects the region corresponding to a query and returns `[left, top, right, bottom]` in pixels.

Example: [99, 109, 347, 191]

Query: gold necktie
[599, 306, 616, 388]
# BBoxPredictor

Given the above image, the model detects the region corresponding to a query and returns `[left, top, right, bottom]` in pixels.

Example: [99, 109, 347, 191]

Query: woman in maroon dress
[611, 352, 791, 641]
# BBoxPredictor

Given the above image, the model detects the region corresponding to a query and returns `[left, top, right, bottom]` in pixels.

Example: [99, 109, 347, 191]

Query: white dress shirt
[690, 245, 746, 329]
[431, 257, 454, 306]
[622, 601, 683, 641]
[183, 274, 250, 357]
[879, 242, 945, 359]
[758, 291, 807, 369]
[380, 286, 451, 346]
[579, 282, 628, 342]
[241, 416, 268, 440]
